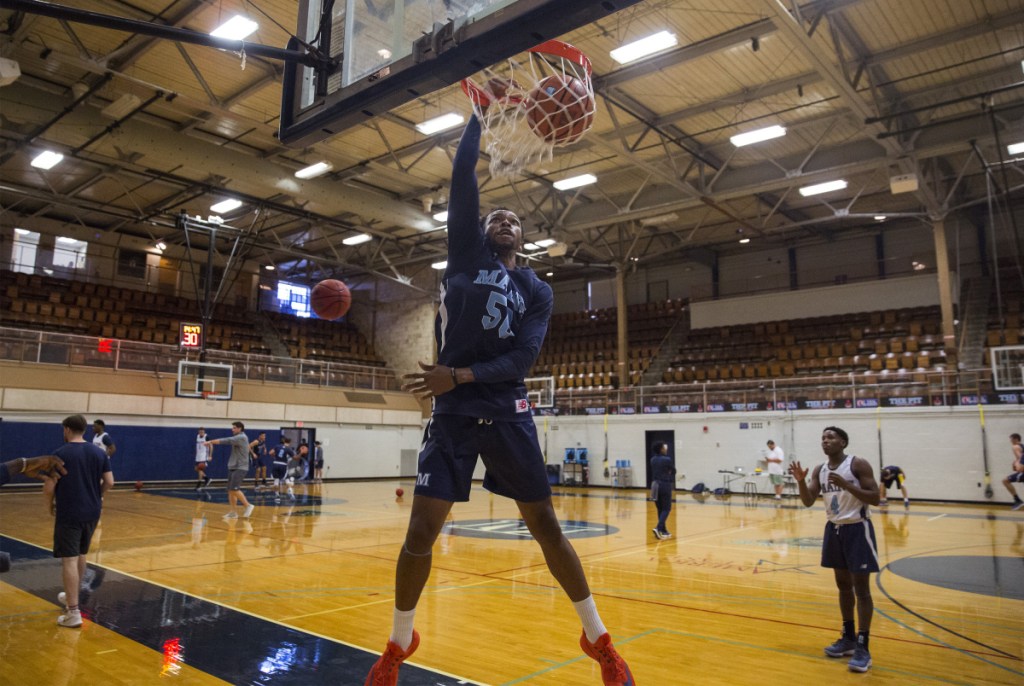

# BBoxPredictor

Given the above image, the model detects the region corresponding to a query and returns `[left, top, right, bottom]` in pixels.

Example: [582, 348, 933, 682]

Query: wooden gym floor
[1, 481, 1022, 684]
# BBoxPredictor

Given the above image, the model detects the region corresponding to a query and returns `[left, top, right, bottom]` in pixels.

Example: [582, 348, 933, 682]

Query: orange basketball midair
[311, 279, 352, 319]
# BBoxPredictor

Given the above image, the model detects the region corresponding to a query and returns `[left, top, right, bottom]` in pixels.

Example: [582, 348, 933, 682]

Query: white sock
[390, 607, 416, 651]
[573, 596, 607, 644]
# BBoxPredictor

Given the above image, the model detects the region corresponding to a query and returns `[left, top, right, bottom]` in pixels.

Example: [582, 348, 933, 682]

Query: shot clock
[179, 322, 204, 350]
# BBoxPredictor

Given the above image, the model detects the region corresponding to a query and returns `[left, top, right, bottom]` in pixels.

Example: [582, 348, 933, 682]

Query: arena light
[294, 161, 332, 179]
[431, 260, 448, 270]
[535, 238, 556, 247]
[14, 228, 30, 235]
[342, 233, 372, 246]
[415, 113, 464, 135]
[155, 241, 167, 251]
[210, 15, 258, 40]
[523, 243, 541, 251]
[730, 125, 786, 147]
[610, 31, 678, 65]
[1007, 141, 1024, 156]
[874, 215, 887, 221]
[553, 173, 596, 191]
[210, 198, 242, 213]
[432, 210, 449, 222]
[264, 264, 275, 270]
[799, 179, 847, 197]
[738, 238, 750, 244]
[30, 150, 63, 169]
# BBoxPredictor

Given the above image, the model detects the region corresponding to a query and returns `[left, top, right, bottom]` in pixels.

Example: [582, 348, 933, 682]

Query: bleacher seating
[0, 270, 386, 367]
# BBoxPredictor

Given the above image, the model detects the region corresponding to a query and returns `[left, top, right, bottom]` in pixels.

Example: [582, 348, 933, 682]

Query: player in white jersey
[91, 419, 116, 458]
[789, 426, 880, 674]
[194, 427, 212, 491]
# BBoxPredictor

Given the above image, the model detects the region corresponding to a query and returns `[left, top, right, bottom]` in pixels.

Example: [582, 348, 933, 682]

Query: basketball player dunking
[364, 115, 634, 685]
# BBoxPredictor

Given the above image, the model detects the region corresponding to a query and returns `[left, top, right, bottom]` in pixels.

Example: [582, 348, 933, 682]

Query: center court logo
[442, 518, 618, 540]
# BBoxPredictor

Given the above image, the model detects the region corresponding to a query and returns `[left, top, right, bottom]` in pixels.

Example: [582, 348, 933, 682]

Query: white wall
[689, 272, 952, 329]
[536, 405, 1022, 504]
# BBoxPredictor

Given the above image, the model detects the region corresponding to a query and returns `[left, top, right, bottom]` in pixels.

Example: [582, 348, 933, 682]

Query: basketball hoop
[462, 40, 595, 178]
[201, 390, 214, 402]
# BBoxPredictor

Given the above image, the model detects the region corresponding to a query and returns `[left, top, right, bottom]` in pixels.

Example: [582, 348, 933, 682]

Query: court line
[876, 566, 1021, 663]
[927, 513, 948, 521]
[0, 533, 492, 686]
[499, 627, 975, 686]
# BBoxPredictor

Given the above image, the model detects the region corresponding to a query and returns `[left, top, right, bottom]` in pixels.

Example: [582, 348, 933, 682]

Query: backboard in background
[526, 375, 555, 408]
[176, 360, 234, 400]
[280, 0, 643, 146]
[991, 345, 1024, 390]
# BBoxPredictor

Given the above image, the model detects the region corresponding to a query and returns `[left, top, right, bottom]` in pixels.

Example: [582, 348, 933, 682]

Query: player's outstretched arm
[446, 116, 484, 267]
[789, 461, 818, 508]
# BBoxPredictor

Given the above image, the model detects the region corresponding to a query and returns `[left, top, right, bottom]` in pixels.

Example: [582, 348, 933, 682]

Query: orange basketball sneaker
[580, 632, 636, 685]
[364, 630, 420, 686]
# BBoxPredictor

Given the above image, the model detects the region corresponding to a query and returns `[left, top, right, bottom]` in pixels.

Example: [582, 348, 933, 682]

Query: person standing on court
[314, 440, 325, 482]
[194, 427, 212, 491]
[765, 439, 785, 500]
[44, 414, 114, 628]
[250, 431, 271, 490]
[878, 465, 910, 508]
[91, 419, 116, 458]
[364, 114, 635, 686]
[650, 442, 675, 540]
[1002, 433, 1024, 510]
[204, 422, 255, 520]
[789, 426, 880, 673]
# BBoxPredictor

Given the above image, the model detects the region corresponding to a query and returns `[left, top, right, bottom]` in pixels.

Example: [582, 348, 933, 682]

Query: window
[11, 228, 39, 275]
[276, 281, 310, 317]
[53, 236, 87, 271]
[117, 248, 148, 279]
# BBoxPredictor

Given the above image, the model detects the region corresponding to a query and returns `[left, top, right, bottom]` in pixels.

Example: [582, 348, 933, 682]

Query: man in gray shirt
[204, 421, 255, 520]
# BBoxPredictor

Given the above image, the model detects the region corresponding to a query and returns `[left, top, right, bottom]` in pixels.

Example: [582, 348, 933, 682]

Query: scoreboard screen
[179, 322, 204, 349]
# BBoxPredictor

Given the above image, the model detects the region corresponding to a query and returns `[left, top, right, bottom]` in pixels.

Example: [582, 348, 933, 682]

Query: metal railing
[0, 327, 400, 392]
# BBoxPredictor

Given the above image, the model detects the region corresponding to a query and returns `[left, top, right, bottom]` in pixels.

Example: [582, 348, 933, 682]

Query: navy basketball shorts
[821, 519, 880, 573]
[414, 414, 552, 503]
[271, 464, 287, 480]
[53, 519, 99, 558]
[1007, 472, 1024, 484]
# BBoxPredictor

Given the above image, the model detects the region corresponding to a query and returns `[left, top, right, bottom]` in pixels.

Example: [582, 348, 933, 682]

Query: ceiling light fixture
[874, 215, 887, 221]
[730, 125, 786, 147]
[739, 238, 750, 244]
[535, 238, 556, 247]
[210, 15, 258, 40]
[342, 233, 373, 246]
[264, 264, 275, 270]
[610, 31, 678, 65]
[1007, 141, 1024, 155]
[295, 161, 332, 179]
[14, 228, 30, 235]
[432, 210, 449, 222]
[415, 113, 464, 135]
[431, 260, 448, 270]
[210, 198, 242, 214]
[30, 150, 63, 169]
[523, 243, 541, 251]
[799, 179, 847, 197]
[553, 173, 597, 191]
[155, 241, 167, 251]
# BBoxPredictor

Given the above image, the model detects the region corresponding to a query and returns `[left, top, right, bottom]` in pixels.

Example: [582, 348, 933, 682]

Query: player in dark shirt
[365, 116, 634, 686]
[879, 465, 909, 508]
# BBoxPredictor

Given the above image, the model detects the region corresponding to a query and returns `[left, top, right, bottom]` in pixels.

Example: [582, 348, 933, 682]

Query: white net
[462, 40, 595, 178]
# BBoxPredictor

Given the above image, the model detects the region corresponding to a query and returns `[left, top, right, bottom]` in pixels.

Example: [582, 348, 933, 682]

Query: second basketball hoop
[462, 40, 595, 178]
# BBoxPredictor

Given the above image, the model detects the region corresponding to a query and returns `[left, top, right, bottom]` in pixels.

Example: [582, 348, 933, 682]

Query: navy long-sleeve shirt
[651, 453, 676, 485]
[432, 116, 553, 422]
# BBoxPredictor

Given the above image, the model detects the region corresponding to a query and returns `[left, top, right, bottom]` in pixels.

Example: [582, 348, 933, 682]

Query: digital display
[180, 322, 204, 349]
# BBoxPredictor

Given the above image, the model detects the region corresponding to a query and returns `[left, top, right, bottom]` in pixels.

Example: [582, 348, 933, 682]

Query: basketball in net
[310, 279, 351, 319]
[462, 40, 595, 177]
[525, 75, 594, 144]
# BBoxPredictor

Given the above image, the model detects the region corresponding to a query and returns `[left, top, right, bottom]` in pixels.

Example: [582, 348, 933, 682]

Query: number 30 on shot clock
[179, 322, 203, 349]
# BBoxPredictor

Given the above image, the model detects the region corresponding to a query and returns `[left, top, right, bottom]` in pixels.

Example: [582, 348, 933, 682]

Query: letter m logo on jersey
[416, 473, 431, 487]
